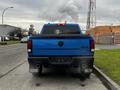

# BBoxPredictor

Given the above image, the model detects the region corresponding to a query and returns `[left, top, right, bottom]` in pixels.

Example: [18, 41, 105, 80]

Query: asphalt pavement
[0, 44, 27, 77]
[0, 44, 108, 90]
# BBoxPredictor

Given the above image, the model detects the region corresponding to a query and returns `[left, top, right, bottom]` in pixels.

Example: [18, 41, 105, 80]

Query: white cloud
[0, 0, 120, 30]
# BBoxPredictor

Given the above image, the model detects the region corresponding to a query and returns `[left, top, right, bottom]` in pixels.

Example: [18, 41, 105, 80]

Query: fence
[94, 33, 120, 44]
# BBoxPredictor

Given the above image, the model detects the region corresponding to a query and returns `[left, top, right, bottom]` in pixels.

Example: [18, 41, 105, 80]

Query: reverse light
[27, 40, 32, 52]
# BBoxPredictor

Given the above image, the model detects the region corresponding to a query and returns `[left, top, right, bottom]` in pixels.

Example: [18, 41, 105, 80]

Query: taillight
[90, 40, 95, 52]
[27, 40, 32, 52]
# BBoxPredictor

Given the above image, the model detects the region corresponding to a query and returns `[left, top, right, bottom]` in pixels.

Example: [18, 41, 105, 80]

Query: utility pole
[86, 0, 96, 30]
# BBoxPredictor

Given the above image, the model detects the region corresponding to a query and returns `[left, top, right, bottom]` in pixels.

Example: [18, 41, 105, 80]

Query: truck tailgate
[31, 36, 91, 56]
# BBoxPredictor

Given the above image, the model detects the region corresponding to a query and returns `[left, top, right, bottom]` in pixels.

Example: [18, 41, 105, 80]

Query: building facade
[0, 24, 22, 41]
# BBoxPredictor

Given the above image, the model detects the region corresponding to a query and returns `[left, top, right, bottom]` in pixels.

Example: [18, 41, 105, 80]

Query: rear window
[41, 24, 81, 35]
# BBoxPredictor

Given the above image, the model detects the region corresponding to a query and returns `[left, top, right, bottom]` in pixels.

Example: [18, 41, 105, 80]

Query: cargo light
[27, 40, 32, 52]
[90, 40, 95, 52]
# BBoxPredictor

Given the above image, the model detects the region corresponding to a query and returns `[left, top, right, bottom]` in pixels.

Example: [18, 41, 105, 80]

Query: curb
[93, 65, 120, 90]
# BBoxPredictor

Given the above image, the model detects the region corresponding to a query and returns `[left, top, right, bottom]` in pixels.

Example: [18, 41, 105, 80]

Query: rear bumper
[28, 56, 94, 74]
[28, 56, 94, 65]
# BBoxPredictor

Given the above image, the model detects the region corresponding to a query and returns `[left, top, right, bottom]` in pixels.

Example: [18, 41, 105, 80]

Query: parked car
[0, 36, 10, 41]
[5, 36, 10, 41]
[27, 23, 95, 79]
[21, 37, 28, 43]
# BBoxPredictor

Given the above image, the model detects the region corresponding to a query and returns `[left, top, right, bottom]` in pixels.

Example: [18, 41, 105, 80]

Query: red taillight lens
[27, 40, 32, 52]
[90, 40, 95, 51]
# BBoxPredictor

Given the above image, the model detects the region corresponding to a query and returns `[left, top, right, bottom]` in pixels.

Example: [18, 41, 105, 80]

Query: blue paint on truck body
[29, 37, 93, 57]
[27, 23, 94, 75]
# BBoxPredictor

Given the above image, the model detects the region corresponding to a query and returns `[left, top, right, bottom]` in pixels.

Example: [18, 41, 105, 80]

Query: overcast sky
[0, 0, 120, 31]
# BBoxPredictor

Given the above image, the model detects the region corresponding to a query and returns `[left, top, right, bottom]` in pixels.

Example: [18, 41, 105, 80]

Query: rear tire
[38, 64, 43, 75]
[32, 72, 37, 76]
[86, 73, 91, 78]
[80, 73, 86, 81]
[80, 73, 91, 80]
[44, 64, 49, 68]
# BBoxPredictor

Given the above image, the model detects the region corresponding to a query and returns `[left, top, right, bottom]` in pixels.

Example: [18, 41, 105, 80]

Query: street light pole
[2, 7, 14, 24]
[1, 7, 14, 44]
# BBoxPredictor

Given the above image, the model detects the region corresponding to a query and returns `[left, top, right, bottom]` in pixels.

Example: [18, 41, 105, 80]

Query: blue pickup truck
[27, 23, 94, 78]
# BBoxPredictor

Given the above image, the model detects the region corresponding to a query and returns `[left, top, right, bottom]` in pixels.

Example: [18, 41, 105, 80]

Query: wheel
[80, 73, 91, 80]
[32, 72, 37, 76]
[44, 64, 49, 68]
[80, 73, 86, 81]
[38, 64, 43, 75]
[86, 73, 91, 78]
